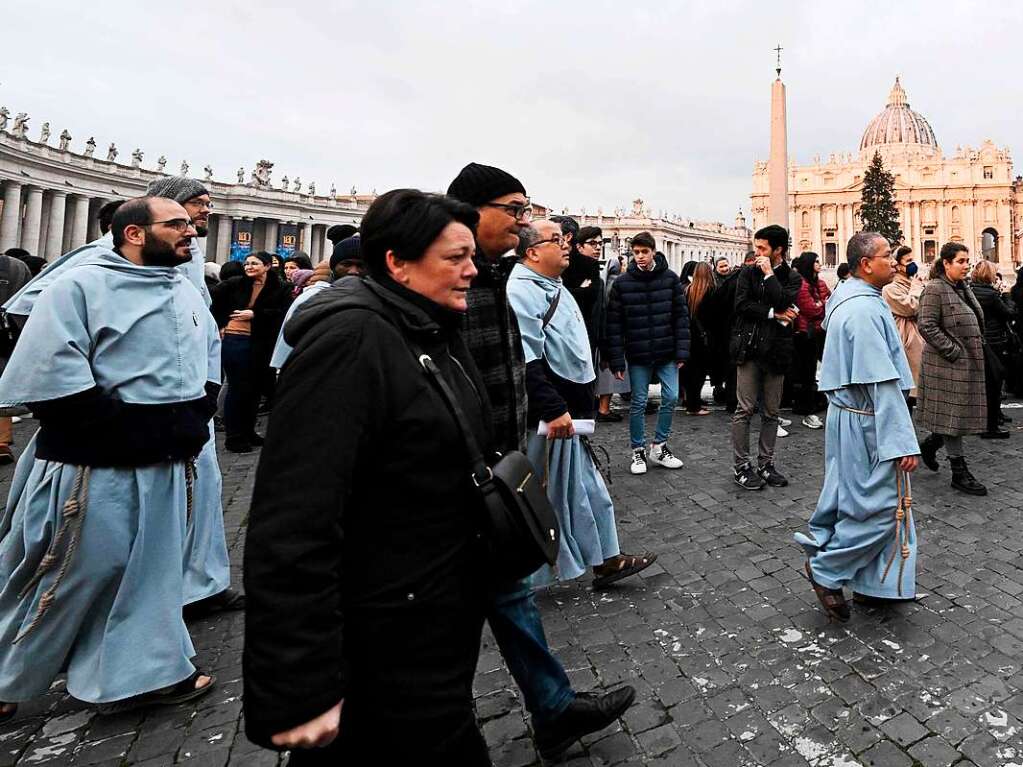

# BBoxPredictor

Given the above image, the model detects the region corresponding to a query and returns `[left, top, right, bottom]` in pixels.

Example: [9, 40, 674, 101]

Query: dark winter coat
[971, 282, 1015, 346]
[605, 253, 690, 371]
[562, 249, 605, 354]
[210, 272, 292, 369]
[729, 261, 802, 373]
[243, 277, 490, 757]
[917, 276, 987, 436]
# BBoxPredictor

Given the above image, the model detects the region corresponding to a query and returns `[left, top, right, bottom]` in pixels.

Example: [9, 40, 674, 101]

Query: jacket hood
[75, 245, 186, 280]
[509, 262, 559, 292]
[822, 276, 881, 331]
[627, 251, 668, 279]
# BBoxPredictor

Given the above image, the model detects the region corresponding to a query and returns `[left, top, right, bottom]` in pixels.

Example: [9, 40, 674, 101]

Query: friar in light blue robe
[4, 236, 230, 606]
[0, 247, 221, 703]
[794, 276, 921, 599]
[507, 262, 621, 585]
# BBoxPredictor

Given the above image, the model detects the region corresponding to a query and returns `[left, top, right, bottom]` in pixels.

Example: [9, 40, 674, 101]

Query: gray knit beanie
[145, 176, 211, 203]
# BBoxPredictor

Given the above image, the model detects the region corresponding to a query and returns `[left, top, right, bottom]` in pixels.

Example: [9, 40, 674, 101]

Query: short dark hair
[220, 260, 244, 280]
[326, 224, 358, 244]
[247, 250, 274, 266]
[98, 199, 125, 235]
[836, 263, 851, 279]
[360, 189, 479, 280]
[894, 245, 913, 264]
[550, 215, 580, 240]
[577, 225, 602, 244]
[753, 225, 788, 255]
[632, 232, 656, 251]
[110, 197, 155, 249]
[846, 231, 886, 274]
[4, 248, 30, 261]
[285, 253, 313, 270]
[940, 241, 969, 263]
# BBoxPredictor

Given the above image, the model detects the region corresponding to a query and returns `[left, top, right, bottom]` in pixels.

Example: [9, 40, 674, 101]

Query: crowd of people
[0, 161, 1018, 763]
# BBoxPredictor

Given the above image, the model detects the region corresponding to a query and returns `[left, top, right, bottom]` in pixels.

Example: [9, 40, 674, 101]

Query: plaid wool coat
[916, 276, 987, 436]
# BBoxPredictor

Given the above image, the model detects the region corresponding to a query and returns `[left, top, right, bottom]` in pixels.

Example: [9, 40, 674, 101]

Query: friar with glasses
[795, 232, 920, 623]
[447, 163, 635, 762]
[0, 197, 221, 718]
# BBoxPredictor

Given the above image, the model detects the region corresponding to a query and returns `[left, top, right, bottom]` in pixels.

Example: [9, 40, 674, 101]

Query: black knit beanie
[330, 235, 362, 272]
[446, 163, 526, 207]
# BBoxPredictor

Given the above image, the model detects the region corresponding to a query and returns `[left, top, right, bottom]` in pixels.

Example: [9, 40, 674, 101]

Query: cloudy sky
[3, 1, 1019, 222]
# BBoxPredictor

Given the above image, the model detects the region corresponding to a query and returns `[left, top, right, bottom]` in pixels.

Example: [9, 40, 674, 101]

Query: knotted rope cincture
[185, 458, 197, 522]
[880, 468, 913, 597]
[15, 466, 91, 644]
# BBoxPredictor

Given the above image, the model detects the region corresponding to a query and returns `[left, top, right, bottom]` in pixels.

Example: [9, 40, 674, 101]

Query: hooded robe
[0, 249, 220, 702]
[794, 278, 920, 598]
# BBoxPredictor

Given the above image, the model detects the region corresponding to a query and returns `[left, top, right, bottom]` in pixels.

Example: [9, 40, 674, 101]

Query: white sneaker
[802, 414, 824, 430]
[778, 417, 792, 427]
[630, 448, 648, 475]
[650, 442, 684, 469]
[777, 425, 789, 438]
[10, 417, 21, 424]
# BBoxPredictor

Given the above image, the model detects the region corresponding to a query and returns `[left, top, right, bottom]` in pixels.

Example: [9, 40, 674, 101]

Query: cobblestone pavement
[4, 401, 1023, 766]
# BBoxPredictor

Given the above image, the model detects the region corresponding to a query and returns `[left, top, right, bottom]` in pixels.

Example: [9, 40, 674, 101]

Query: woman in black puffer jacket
[971, 260, 1015, 437]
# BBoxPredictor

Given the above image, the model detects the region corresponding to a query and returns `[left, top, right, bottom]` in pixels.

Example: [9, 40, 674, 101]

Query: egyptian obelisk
[767, 46, 789, 227]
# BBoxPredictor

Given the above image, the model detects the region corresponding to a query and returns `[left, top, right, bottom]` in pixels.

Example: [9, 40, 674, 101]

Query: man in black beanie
[448, 162, 635, 761]
[326, 224, 358, 247]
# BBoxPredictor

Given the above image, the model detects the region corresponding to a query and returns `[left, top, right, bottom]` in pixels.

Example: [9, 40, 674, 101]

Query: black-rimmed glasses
[483, 201, 532, 221]
[148, 218, 196, 233]
[531, 235, 565, 247]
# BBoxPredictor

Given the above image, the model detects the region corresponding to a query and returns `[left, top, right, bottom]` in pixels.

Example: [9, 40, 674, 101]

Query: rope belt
[15, 466, 91, 644]
[185, 458, 197, 522]
[880, 468, 913, 597]
[831, 403, 875, 416]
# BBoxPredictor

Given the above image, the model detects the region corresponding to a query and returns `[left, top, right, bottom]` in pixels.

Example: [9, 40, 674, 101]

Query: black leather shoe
[248, 433, 265, 446]
[595, 411, 623, 423]
[534, 687, 636, 760]
[224, 438, 252, 453]
[919, 433, 943, 472]
[950, 457, 987, 496]
[980, 429, 1010, 439]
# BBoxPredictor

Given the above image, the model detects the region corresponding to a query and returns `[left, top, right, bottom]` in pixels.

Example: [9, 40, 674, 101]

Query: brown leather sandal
[0, 703, 17, 723]
[805, 562, 850, 623]
[97, 669, 216, 715]
[593, 553, 657, 589]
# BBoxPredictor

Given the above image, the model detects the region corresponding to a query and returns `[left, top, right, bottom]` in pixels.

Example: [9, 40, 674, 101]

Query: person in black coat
[605, 231, 689, 474]
[243, 190, 493, 765]
[971, 260, 1014, 437]
[729, 225, 802, 490]
[210, 251, 291, 452]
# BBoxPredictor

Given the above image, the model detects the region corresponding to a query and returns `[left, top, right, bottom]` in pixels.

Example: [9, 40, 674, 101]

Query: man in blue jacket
[606, 232, 690, 475]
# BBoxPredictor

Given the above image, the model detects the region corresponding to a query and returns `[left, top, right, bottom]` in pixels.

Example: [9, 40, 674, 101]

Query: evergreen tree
[859, 151, 903, 244]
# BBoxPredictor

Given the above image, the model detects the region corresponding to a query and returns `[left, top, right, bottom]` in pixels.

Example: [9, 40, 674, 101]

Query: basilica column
[911, 203, 921, 253]
[836, 205, 847, 261]
[215, 214, 233, 265]
[44, 191, 68, 260]
[70, 195, 90, 249]
[20, 186, 44, 256]
[0, 182, 23, 252]
[811, 206, 823, 255]
[87, 198, 105, 242]
[264, 219, 279, 256]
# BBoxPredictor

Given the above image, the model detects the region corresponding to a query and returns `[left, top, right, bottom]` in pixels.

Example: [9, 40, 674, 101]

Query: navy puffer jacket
[605, 253, 690, 371]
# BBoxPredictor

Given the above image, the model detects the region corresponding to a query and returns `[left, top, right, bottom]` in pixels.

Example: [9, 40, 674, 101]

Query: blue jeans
[487, 579, 574, 725]
[627, 362, 679, 449]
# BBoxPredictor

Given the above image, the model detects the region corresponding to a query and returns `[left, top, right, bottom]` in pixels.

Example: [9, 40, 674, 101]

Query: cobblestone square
[3, 403, 1023, 766]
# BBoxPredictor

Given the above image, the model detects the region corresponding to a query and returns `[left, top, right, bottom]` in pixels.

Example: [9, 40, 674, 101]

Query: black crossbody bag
[408, 341, 560, 581]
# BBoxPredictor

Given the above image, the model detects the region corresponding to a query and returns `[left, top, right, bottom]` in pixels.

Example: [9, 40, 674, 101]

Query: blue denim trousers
[627, 362, 679, 449]
[487, 579, 574, 725]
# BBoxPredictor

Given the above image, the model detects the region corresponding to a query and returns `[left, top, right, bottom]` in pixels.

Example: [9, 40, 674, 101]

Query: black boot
[534, 687, 636, 760]
[919, 433, 943, 471]
[950, 456, 987, 496]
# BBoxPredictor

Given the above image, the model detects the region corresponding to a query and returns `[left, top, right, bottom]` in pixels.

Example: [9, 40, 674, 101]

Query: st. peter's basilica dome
[859, 77, 939, 156]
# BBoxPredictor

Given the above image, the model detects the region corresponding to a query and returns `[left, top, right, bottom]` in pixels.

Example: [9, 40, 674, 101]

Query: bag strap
[542, 289, 561, 329]
[406, 338, 493, 487]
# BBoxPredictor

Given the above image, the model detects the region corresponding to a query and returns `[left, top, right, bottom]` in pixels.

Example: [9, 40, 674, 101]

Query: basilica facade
[752, 78, 1023, 271]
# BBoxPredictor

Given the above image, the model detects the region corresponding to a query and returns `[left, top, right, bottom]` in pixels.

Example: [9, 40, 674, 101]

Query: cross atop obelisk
[774, 44, 783, 77]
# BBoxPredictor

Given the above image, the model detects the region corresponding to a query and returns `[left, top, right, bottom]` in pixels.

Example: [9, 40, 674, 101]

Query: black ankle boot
[950, 456, 987, 496]
[919, 434, 943, 472]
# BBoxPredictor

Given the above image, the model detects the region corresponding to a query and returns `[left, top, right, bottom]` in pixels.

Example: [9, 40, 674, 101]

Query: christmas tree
[859, 151, 903, 244]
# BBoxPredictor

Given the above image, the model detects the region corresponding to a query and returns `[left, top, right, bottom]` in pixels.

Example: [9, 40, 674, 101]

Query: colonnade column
[301, 221, 313, 255]
[215, 214, 233, 265]
[70, 195, 90, 249]
[44, 191, 68, 260]
[0, 182, 23, 252]
[20, 186, 44, 256]
[264, 220, 278, 255]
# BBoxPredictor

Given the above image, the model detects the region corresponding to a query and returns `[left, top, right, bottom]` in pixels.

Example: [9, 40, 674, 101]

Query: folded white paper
[537, 419, 595, 436]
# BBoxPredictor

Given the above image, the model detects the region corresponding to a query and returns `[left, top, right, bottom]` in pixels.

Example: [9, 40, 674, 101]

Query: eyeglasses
[581, 239, 602, 248]
[186, 199, 214, 211]
[148, 218, 196, 233]
[530, 235, 565, 248]
[483, 200, 532, 221]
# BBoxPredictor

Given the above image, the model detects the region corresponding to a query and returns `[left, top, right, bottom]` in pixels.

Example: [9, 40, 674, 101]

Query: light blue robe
[0, 249, 221, 702]
[4, 236, 230, 606]
[794, 278, 921, 598]
[507, 264, 619, 584]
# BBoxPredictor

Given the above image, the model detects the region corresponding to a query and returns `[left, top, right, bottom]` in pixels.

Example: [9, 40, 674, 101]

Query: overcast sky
[3, 1, 1019, 222]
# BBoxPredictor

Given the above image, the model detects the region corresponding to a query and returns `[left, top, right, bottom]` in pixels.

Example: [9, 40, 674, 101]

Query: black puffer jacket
[729, 261, 802, 373]
[605, 253, 690, 371]
[972, 281, 1016, 345]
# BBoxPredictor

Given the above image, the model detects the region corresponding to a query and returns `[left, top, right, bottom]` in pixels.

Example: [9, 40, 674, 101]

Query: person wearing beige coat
[882, 246, 925, 403]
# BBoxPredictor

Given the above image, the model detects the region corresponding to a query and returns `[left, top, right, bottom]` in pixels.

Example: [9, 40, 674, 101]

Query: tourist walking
[970, 260, 1013, 439]
[791, 251, 830, 428]
[447, 162, 635, 760]
[882, 245, 925, 413]
[211, 251, 291, 453]
[795, 232, 919, 622]
[507, 220, 656, 589]
[916, 243, 988, 495]
[730, 225, 801, 490]
[0, 251, 31, 464]
[0, 197, 219, 717]
[244, 190, 491, 764]
[681, 262, 717, 415]
[605, 231, 689, 475]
